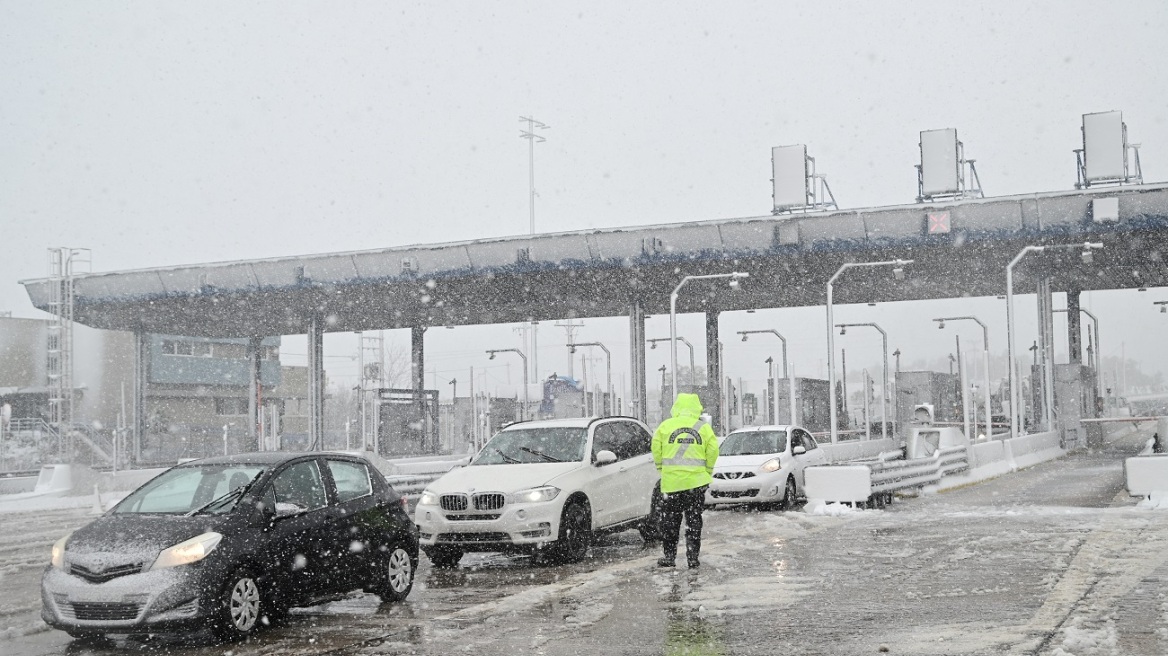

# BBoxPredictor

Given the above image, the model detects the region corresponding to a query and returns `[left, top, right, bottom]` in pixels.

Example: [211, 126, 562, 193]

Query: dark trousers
[660, 485, 707, 563]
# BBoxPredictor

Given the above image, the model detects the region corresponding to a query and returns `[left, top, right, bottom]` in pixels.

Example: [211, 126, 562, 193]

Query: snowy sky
[3, 1, 1167, 397]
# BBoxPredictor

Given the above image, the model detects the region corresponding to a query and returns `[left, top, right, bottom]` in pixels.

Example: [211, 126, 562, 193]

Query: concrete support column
[1067, 289, 1083, 364]
[132, 330, 148, 462]
[1036, 278, 1056, 431]
[628, 302, 647, 423]
[411, 327, 426, 393]
[411, 326, 433, 452]
[705, 311, 722, 433]
[246, 336, 262, 452]
[308, 315, 325, 450]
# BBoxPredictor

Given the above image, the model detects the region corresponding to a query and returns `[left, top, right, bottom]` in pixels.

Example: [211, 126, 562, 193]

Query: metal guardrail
[862, 445, 970, 496]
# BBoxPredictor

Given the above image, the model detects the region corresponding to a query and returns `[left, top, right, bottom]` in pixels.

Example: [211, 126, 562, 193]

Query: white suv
[415, 417, 661, 567]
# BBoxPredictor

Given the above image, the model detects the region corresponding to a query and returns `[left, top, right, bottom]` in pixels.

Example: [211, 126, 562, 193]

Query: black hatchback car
[41, 451, 418, 641]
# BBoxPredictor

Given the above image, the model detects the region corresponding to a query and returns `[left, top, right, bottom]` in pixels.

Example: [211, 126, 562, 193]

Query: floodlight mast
[669, 273, 749, 401]
[1005, 242, 1103, 440]
[567, 342, 611, 417]
[485, 348, 528, 422]
[826, 259, 912, 444]
[835, 322, 889, 440]
[648, 337, 695, 387]
[934, 316, 991, 439]
[1053, 308, 1102, 403]
[738, 329, 796, 427]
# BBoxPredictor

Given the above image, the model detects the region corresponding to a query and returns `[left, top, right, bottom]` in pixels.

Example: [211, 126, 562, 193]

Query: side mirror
[594, 450, 617, 466]
[274, 502, 304, 519]
[792, 445, 807, 455]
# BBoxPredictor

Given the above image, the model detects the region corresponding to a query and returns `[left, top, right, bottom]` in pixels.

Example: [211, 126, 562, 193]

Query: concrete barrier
[820, 438, 898, 464]
[805, 465, 871, 503]
[1126, 454, 1168, 497]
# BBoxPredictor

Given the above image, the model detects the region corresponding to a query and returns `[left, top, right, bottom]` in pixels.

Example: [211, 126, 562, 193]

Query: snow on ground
[1136, 490, 1168, 510]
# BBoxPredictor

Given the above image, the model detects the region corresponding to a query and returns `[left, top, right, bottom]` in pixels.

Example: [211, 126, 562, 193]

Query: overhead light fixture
[1139, 287, 1148, 292]
[937, 320, 946, 330]
[741, 334, 749, 342]
[839, 327, 847, 335]
[893, 267, 905, 281]
[1161, 306, 1166, 314]
[1081, 250, 1094, 264]
[488, 352, 496, 360]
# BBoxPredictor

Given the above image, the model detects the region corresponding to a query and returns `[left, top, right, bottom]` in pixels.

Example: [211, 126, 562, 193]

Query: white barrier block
[1126, 455, 1168, 497]
[805, 466, 871, 504]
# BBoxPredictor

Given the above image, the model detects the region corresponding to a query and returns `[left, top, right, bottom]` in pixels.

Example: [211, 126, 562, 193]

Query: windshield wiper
[519, 446, 563, 462]
[186, 484, 249, 516]
[494, 448, 521, 464]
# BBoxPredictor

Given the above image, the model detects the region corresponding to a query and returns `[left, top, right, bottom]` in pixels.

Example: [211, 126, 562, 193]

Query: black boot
[686, 537, 701, 568]
[659, 543, 676, 567]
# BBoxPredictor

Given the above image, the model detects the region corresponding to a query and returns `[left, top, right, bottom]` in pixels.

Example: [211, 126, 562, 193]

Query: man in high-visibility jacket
[651, 392, 719, 568]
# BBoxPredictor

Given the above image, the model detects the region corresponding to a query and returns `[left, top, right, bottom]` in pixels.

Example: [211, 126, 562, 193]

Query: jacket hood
[670, 393, 704, 420]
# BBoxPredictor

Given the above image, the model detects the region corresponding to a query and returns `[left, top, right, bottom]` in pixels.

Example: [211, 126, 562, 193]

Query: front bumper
[706, 469, 787, 506]
[41, 564, 214, 634]
[415, 499, 564, 551]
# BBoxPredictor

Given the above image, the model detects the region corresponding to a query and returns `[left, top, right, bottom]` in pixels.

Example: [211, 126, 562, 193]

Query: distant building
[0, 316, 307, 465]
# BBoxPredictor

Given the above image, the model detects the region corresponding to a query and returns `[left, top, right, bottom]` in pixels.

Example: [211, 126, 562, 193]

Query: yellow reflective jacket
[652, 393, 719, 494]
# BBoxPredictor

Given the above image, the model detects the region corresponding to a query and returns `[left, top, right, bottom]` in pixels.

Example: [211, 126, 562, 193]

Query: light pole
[486, 348, 528, 422]
[739, 329, 796, 427]
[1005, 242, 1102, 440]
[827, 259, 912, 444]
[649, 337, 695, 388]
[670, 273, 749, 401]
[1053, 307, 1103, 410]
[568, 342, 611, 416]
[836, 322, 889, 440]
[935, 316, 992, 439]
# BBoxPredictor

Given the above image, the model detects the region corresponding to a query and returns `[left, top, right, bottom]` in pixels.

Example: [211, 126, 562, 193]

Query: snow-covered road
[2, 426, 1162, 655]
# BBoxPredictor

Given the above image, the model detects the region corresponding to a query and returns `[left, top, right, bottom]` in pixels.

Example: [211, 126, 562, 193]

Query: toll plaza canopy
[19, 184, 1168, 338]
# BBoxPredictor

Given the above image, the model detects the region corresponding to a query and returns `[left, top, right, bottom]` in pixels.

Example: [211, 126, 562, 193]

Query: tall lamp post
[568, 342, 611, 416]
[835, 322, 889, 440]
[670, 273, 749, 401]
[1005, 242, 1102, 440]
[934, 316, 992, 439]
[486, 348, 528, 422]
[739, 329, 796, 427]
[648, 337, 696, 388]
[1053, 307, 1103, 408]
[827, 260, 912, 444]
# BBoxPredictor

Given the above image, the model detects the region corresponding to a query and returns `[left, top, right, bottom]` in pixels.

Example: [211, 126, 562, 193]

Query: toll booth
[1055, 363, 1100, 449]
[540, 376, 585, 419]
[376, 388, 439, 457]
[770, 377, 831, 433]
[895, 371, 961, 439]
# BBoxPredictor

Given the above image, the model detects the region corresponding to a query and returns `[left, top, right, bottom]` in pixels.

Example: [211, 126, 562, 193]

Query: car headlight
[50, 534, 71, 569]
[150, 532, 223, 571]
[419, 490, 439, 506]
[760, 458, 782, 473]
[514, 486, 560, 503]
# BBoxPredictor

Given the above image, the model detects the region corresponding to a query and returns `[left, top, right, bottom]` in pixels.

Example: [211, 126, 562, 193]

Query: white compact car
[706, 425, 828, 509]
[415, 417, 661, 567]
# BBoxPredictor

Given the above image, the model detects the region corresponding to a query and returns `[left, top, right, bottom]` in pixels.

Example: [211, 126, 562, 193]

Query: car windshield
[472, 427, 588, 465]
[720, 430, 787, 456]
[112, 464, 266, 515]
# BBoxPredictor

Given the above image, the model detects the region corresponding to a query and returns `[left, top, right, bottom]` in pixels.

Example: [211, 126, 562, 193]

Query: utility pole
[520, 116, 549, 383]
[556, 318, 582, 378]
